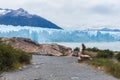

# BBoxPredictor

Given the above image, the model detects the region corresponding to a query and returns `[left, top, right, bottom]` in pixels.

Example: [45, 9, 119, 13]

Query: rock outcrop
[77, 43, 92, 62]
[0, 37, 72, 56]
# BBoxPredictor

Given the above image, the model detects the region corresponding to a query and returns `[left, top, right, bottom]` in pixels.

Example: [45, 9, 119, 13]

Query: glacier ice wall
[0, 25, 120, 43]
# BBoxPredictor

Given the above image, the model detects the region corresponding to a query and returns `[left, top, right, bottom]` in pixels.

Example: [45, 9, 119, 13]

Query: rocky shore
[0, 37, 72, 56]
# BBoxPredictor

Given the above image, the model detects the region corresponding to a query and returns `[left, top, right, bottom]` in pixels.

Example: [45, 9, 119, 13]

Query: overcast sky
[0, 0, 120, 29]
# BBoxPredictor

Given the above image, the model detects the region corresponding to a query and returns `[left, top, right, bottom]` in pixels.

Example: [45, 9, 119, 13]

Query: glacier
[0, 25, 120, 43]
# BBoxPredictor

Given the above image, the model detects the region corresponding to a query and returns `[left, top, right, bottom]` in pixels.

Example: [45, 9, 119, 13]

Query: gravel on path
[1, 55, 118, 80]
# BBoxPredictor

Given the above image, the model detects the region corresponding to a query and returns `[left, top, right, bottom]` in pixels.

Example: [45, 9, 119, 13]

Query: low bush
[87, 47, 100, 52]
[0, 41, 31, 72]
[73, 47, 80, 52]
[107, 63, 120, 78]
[72, 47, 80, 57]
[87, 58, 120, 78]
[96, 49, 114, 59]
[115, 52, 120, 62]
[87, 58, 112, 67]
[85, 46, 120, 79]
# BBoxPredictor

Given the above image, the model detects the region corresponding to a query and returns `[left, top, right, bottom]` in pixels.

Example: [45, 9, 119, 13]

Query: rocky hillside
[0, 37, 72, 56]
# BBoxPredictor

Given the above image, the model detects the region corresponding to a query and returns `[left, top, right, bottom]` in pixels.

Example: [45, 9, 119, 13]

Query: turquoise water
[56, 42, 120, 51]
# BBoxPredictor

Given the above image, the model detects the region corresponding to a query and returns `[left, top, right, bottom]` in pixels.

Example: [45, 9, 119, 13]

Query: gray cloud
[90, 5, 113, 15]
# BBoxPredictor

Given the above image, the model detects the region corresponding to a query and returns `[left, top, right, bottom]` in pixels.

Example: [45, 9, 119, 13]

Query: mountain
[0, 8, 62, 29]
[86, 27, 120, 32]
[99, 28, 120, 32]
[0, 25, 120, 42]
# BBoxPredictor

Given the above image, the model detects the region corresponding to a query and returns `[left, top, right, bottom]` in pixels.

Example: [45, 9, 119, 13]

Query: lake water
[55, 42, 120, 51]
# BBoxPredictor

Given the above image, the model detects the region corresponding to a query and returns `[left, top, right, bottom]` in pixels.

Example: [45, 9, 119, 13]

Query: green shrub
[86, 48, 120, 79]
[87, 58, 120, 78]
[73, 47, 80, 52]
[87, 47, 100, 52]
[0, 41, 32, 72]
[96, 49, 114, 59]
[107, 63, 120, 78]
[72, 47, 80, 57]
[17, 50, 32, 64]
[115, 52, 120, 62]
[87, 58, 112, 67]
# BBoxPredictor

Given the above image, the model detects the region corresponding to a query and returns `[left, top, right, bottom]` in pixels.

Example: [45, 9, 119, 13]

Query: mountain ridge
[0, 8, 62, 29]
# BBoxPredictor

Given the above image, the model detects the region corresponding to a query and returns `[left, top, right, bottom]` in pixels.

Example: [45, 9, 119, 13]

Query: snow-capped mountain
[0, 8, 62, 29]
[0, 8, 11, 15]
[0, 25, 120, 42]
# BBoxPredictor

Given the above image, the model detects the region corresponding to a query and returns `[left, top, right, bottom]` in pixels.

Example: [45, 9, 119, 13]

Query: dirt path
[1, 55, 118, 80]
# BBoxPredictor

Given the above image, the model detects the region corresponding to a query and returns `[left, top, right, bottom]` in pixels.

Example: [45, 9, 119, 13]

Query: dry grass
[85, 47, 120, 79]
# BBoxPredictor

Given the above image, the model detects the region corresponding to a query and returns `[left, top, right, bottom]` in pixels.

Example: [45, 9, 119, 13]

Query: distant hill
[0, 8, 62, 29]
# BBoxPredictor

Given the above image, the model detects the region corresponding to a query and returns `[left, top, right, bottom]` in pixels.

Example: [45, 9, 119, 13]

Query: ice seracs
[0, 25, 120, 43]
